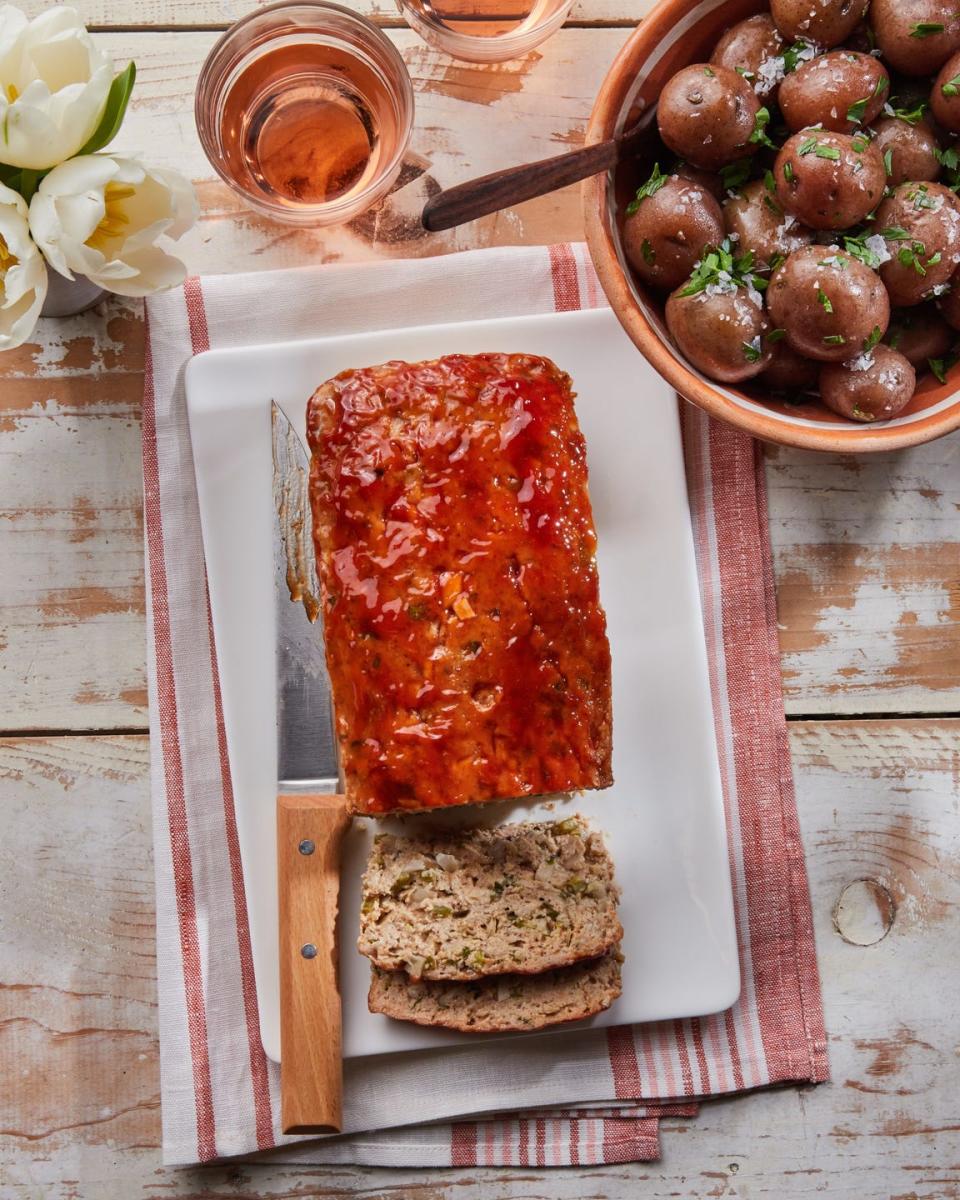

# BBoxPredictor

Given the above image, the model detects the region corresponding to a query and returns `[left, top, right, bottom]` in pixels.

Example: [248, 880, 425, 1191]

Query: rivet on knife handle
[278, 793, 350, 1135]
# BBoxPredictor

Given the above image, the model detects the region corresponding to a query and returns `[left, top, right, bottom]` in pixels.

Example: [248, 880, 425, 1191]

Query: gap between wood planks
[5, 710, 960, 739]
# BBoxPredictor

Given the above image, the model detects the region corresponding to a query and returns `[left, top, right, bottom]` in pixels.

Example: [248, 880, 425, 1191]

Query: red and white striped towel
[142, 243, 828, 1168]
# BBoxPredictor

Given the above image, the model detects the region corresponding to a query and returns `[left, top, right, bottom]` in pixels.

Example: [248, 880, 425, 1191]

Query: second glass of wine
[396, 0, 576, 63]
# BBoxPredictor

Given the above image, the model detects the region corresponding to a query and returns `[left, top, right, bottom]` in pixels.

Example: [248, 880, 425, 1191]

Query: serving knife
[272, 401, 350, 1136]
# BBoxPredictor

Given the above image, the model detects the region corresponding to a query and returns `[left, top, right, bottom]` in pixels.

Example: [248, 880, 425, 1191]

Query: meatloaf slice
[358, 815, 622, 981]
[306, 352, 612, 815]
[368, 950, 623, 1034]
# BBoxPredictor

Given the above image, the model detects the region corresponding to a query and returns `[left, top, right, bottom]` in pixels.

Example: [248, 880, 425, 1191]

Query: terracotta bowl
[582, 0, 960, 452]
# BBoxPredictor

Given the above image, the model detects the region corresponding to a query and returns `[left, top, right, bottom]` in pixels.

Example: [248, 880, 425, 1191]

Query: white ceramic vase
[41, 271, 108, 317]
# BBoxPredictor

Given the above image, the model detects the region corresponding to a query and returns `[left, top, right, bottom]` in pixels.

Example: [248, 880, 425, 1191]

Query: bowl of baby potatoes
[584, 0, 960, 451]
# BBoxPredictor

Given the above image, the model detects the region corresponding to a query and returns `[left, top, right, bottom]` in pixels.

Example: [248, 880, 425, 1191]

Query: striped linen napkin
[142, 243, 829, 1168]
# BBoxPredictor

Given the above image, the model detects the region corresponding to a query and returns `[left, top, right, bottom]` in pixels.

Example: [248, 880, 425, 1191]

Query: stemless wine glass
[395, 0, 576, 63]
[195, 1, 415, 226]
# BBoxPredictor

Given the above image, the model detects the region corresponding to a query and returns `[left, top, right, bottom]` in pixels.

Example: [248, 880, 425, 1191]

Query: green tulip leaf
[79, 61, 136, 156]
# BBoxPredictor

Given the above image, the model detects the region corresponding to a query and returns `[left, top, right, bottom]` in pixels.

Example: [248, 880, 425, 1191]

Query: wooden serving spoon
[421, 112, 654, 233]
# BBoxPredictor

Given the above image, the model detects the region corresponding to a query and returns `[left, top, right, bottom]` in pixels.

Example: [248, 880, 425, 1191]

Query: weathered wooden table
[2, 3, 959, 1197]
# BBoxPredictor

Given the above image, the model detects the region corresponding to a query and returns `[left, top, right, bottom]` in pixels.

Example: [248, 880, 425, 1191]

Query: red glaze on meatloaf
[306, 353, 612, 815]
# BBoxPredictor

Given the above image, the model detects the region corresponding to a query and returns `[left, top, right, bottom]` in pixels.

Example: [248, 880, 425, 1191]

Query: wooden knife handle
[421, 137, 620, 233]
[278, 792, 351, 1135]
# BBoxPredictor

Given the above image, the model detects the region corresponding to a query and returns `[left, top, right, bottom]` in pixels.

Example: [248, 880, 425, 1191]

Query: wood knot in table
[833, 878, 897, 946]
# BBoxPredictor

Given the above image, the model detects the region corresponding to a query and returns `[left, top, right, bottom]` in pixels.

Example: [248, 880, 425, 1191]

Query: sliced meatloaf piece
[367, 949, 622, 1034]
[358, 815, 622, 981]
[305, 352, 612, 815]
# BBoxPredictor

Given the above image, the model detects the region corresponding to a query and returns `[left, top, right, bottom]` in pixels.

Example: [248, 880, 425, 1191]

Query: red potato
[819, 345, 917, 421]
[723, 179, 813, 270]
[871, 181, 960, 306]
[760, 338, 821, 391]
[767, 245, 891, 361]
[657, 63, 761, 171]
[870, 0, 960, 77]
[771, 0, 868, 49]
[886, 306, 953, 366]
[665, 283, 772, 384]
[778, 51, 889, 134]
[672, 161, 726, 201]
[711, 14, 787, 100]
[622, 175, 725, 292]
[774, 130, 886, 230]
[932, 51, 960, 133]
[937, 266, 960, 328]
[871, 117, 942, 187]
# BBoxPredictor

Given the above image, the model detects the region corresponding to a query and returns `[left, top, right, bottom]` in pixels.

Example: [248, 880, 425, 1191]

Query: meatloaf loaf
[306, 352, 612, 815]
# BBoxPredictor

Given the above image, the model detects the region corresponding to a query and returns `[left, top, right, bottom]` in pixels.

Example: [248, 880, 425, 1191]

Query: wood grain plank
[12, 0, 647, 28]
[1, 722, 958, 1196]
[0, 300, 148, 731]
[766, 439, 960, 715]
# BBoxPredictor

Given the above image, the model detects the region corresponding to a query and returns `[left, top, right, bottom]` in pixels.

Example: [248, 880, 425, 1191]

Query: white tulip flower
[0, 5, 114, 170]
[0, 180, 46, 349]
[29, 154, 198, 297]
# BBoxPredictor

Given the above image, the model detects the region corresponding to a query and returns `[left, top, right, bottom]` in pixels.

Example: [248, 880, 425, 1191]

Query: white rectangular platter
[185, 306, 740, 1063]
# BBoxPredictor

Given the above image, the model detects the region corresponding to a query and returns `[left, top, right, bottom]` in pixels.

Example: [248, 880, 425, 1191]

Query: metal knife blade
[271, 401, 338, 793]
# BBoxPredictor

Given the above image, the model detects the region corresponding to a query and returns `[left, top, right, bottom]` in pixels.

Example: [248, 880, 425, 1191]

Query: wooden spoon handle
[422, 137, 620, 233]
[278, 792, 351, 1135]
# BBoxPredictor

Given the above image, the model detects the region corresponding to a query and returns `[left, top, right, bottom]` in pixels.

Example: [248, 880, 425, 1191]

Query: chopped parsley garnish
[677, 238, 766, 298]
[887, 97, 929, 125]
[782, 40, 812, 74]
[784, 161, 796, 183]
[851, 134, 870, 154]
[749, 106, 777, 150]
[764, 168, 777, 194]
[703, 66, 716, 77]
[843, 233, 882, 268]
[927, 349, 960, 383]
[880, 225, 912, 241]
[910, 21, 945, 37]
[641, 239, 656, 265]
[875, 75, 889, 97]
[798, 136, 818, 156]
[767, 328, 787, 343]
[896, 241, 938, 275]
[935, 145, 960, 191]
[720, 159, 752, 192]
[626, 163, 668, 214]
[817, 287, 834, 313]
[815, 144, 842, 161]
[937, 145, 960, 171]
[864, 325, 883, 351]
[883, 148, 894, 177]
[909, 183, 938, 209]
[943, 73, 960, 97]
[735, 65, 755, 80]
[742, 340, 762, 364]
[823, 334, 847, 345]
[847, 97, 869, 124]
